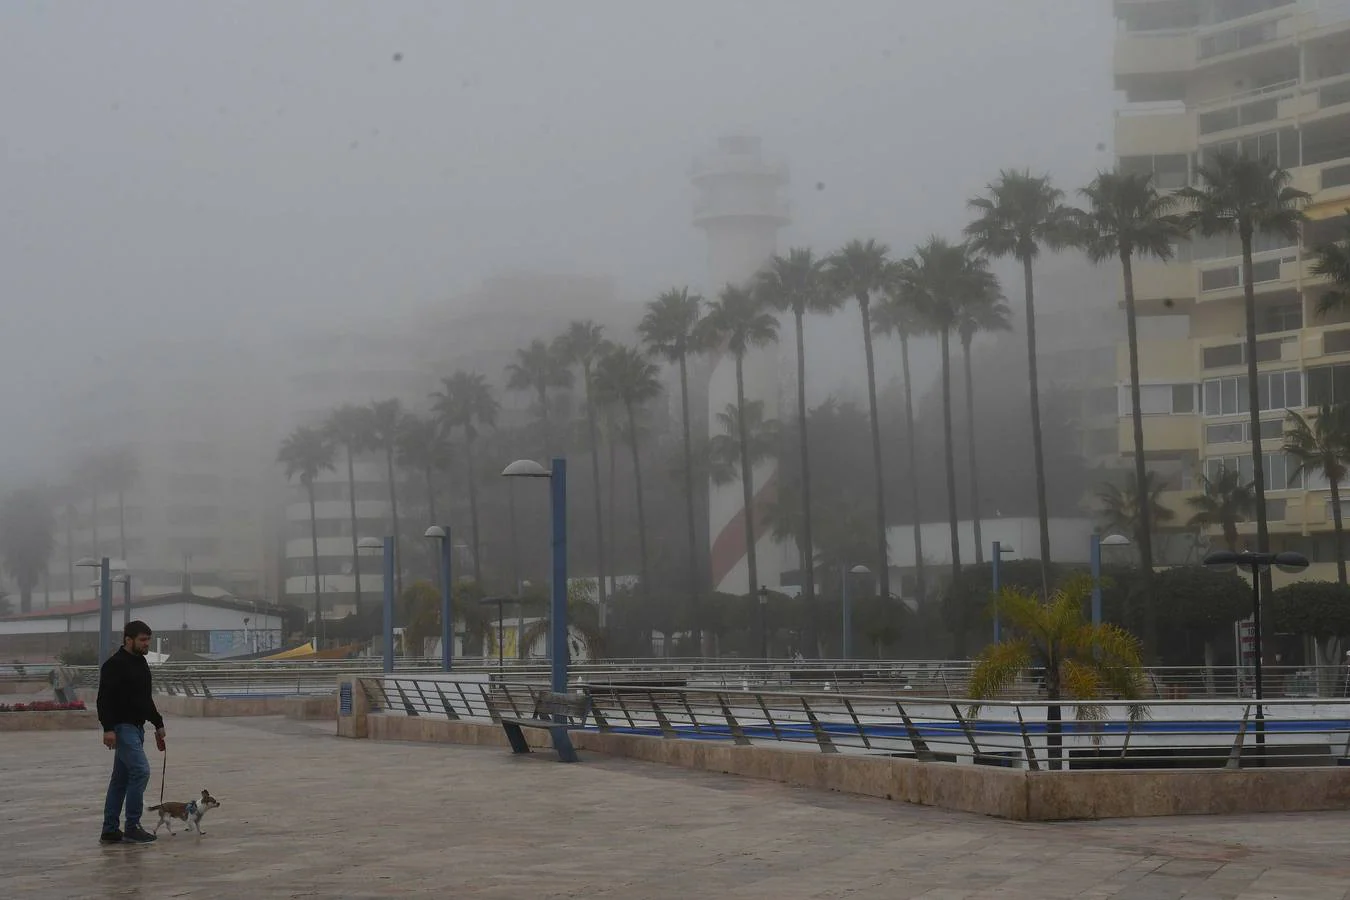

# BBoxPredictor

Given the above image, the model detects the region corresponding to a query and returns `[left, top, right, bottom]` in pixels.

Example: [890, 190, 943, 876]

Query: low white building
[0, 592, 286, 662]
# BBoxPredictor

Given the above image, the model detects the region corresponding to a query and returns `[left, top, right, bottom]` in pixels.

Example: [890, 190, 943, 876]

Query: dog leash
[159, 745, 167, 806]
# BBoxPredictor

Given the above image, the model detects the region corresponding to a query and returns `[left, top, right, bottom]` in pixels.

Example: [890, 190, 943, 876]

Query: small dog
[148, 790, 220, 836]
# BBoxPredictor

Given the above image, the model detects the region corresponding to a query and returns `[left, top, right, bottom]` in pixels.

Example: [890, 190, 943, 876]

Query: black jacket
[96, 647, 164, 733]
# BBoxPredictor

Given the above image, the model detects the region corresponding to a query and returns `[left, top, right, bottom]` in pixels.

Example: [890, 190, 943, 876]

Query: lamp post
[1203, 549, 1309, 755]
[112, 572, 132, 629]
[480, 596, 510, 676]
[1091, 533, 1132, 626]
[991, 542, 1015, 643]
[358, 536, 395, 674]
[502, 458, 568, 693]
[76, 557, 112, 663]
[424, 525, 454, 672]
[841, 564, 870, 660]
[756, 585, 769, 659]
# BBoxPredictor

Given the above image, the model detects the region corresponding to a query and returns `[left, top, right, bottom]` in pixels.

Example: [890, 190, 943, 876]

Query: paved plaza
[4, 717, 1350, 898]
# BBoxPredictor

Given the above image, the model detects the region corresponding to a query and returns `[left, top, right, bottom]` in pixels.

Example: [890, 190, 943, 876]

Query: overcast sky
[0, 0, 1119, 479]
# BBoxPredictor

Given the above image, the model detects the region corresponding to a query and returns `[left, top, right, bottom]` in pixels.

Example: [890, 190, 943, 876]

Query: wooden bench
[500, 691, 591, 763]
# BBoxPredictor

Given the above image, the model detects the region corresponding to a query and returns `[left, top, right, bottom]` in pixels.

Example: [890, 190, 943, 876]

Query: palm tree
[1096, 472, 1177, 551]
[826, 238, 894, 603]
[954, 265, 1011, 565]
[97, 447, 138, 563]
[1284, 405, 1350, 585]
[1074, 169, 1186, 659]
[874, 263, 930, 600]
[965, 170, 1076, 594]
[1178, 152, 1308, 628]
[889, 238, 984, 598]
[640, 288, 705, 647]
[0, 486, 55, 613]
[697, 284, 780, 602]
[556, 320, 612, 618]
[506, 338, 574, 456]
[1187, 467, 1257, 552]
[431, 372, 499, 584]
[1313, 215, 1350, 316]
[367, 399, 406, 597]
[968, 579, 1147, 769]
[708, 401, 782, 486]
[594, 344, 663, 610]
[757, 249, 839, 642]
[324, 404, 374, 617]
[278, 426, 336, 638]
[75, 453, 102, 559]
[397, 414, 452, 525]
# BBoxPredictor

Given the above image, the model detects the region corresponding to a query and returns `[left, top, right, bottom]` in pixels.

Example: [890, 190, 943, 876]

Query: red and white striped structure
[691, 135, 790, 596]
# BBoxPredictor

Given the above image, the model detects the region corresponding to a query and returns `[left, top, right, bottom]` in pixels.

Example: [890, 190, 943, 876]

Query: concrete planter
[0, 709, 98, 732]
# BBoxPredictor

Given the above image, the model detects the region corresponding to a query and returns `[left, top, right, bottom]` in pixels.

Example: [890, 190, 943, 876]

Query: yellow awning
[1306, 201, 1349, 222]
[261, 640, 317, 660]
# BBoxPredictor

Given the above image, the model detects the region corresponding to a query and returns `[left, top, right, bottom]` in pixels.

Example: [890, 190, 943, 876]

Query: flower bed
[0, 699, 96, 731]
[0, 700, 86, 712]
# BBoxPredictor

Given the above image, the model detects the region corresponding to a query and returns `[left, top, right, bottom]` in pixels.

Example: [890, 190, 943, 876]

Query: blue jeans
[102, 724, 151, 832]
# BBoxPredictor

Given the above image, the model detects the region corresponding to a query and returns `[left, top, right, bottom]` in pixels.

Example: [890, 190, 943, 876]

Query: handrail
[361, 676, 1350, 771]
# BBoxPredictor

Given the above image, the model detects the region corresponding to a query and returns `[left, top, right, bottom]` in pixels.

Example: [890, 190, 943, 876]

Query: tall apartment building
[1113, 0, 1350, 578]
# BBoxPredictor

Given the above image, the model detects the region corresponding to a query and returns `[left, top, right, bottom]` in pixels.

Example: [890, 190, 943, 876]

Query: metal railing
[53, 659, 1350, 701]
[362, 676, 1350, 771]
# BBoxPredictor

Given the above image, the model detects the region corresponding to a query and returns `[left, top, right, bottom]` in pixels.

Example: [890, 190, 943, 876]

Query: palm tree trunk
[465, 431, 483, 583]
[625, 400, 654, 651]
[678, 352, 701, 653]
[385, 446, 402, 598]
[1331, 476, 1347, 586]
[425, 466, 437, 525]
[735, 354, 761, 609]
[508, 479, 520, 592]
[1240, 227, 1274, 651]
[940, 329, 961, 591]
[900, 327, 926, 602]
[583, 369, 609, 623]
[1020, 257, 1052, 596]
[117, 490, 126, 562]
[858, 297, 891, 602]
[537, 386, 551, 457]
[90, 494, 98, 559]
[793, 311, 819, 654]
[65, 505, 75, 604]
[607, 425, 617, 600]
[1046, 682, 1063, 771]
[961, 336, 985, 565]
[345, 444, 364, 618]
[307, 480, 322, 643]
[1121, 251, 1158, 662]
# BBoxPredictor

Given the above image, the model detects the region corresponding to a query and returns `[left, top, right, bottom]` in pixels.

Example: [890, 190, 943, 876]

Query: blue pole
[991, 541, 1001, 644]
[440, 527, 453, 672]
[98, 557, 112, 663]
[549, 458, 568, 693]
[382, 536, 395, 674]
[1090, 532, 1102, 626]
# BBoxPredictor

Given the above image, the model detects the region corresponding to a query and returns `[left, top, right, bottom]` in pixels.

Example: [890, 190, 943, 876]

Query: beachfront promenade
[4, 716, 1350, 898]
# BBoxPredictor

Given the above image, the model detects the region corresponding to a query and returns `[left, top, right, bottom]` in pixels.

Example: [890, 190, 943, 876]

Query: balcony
[1117, 339, 1196, 382]
[691, 195, 791, 225]
[1118, 415, 1200, 453]
[1114, 106, 1195, 155]
[1114, 32, 1197, 78]
[1128, 260, 1196, 303]
[1195, 253, 1302, 303]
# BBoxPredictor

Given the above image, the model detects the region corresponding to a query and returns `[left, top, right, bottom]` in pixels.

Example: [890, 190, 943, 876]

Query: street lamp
[756, 585, 770, 659]
[480, 595, 512, 676]
[841, 565, 870, 660]
[76, 557, 112, 663]
[1091, 533, 1132, 626]
[1203, 549, 1309, 753]
[424, 525, 453, 672]
[501, 457, 568, 693]
[358, 536, 395, 674]
[111, 572, 132, 629]
[991, 542, 1016, 643]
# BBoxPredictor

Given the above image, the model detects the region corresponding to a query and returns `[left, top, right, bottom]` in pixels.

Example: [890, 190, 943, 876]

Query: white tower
[691, 135, 790, 596]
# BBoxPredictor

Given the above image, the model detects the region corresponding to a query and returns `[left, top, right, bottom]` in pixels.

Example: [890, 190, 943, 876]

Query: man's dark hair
[124, 620, 153, 640]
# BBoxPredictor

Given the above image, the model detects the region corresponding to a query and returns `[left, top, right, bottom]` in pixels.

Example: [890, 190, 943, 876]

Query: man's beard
[132, 644, 149, 655]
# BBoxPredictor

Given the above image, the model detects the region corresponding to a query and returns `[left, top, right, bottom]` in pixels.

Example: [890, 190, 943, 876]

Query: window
[1201, 266, 1240, 292]
[1204, 454, 1303, 491]
[1119, 384, 1197, 416]
[1204, 418, 1283, 444]
[1202, 343, 1243, 368]
[1202, 372, 1301, 416]
[1199, 126, 1299, 170]
[1198, 98, 1278, 135]
[1118, 153, 1190, 190]
[1260, 298, 1302, 334]
[1198, 20, 1279, 60]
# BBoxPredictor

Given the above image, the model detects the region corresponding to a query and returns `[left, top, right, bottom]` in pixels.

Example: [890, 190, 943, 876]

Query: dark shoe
[122, 825, 157, 844]
[99, 829, 123, 844]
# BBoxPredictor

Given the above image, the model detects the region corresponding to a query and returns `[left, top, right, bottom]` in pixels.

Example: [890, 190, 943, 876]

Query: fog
[1, 0, 1116, 482]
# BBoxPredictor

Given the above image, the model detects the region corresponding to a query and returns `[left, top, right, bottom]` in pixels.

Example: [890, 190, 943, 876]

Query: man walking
[97, 620, 166, 844]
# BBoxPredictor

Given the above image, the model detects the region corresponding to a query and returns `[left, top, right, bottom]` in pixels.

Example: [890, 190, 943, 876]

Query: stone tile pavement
[4, 716, 1350, 898]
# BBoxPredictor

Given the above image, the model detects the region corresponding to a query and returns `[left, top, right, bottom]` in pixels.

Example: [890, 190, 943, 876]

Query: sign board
[339, 682, 353, 717]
